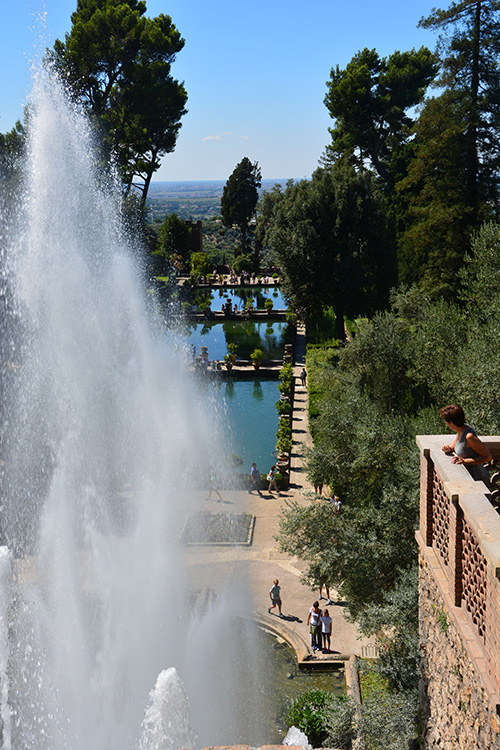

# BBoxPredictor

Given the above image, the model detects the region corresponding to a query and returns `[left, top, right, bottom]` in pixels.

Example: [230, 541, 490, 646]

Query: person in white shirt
[307, 601, 322, 652]
[320, 608, 332, 653]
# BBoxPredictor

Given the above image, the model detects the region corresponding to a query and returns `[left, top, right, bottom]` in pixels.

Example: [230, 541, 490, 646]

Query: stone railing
[416, 435, 500, 711]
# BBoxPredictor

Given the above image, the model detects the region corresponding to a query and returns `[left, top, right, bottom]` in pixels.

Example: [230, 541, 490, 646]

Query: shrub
[279, 380, 292, 396]
[285, 690, 355, 749]
[279, 362, 294, 382]
[226, 342, 238, 361]
[276, 399, 291, 415]
[233, 253, 253, 275]
[276, 435, 292, 454]
[277, 420, 292, 440]
[190, 251, 210, 278]
[264, 297, 274, 310]
[250, 348, 264, 363]
[276, 402, 293, 453]
[325, 695, 357, 750]
[357, 691, 418, 750]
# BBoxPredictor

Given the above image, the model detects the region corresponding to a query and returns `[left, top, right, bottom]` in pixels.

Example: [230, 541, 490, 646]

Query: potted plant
[276, 435, 292, 455]
[279, 362, 293, 381]
[279, 380, 291, 396]
[224, 342, 238, 371]
[250, 348, 264, 370]
[264, 297, 274, 314]
[276, 399, 291, 415]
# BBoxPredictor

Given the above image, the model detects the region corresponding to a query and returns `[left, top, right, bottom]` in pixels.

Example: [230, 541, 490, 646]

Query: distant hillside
[146, 179, 291, 222]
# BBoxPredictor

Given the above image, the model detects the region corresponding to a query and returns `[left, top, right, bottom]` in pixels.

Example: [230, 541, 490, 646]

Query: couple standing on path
[267, 581, 334, 655]
[249, 462, 279, 495]
[307, 600, 333, 653]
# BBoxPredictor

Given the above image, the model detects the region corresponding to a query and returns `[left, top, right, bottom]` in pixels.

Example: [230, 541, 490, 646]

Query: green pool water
[254, 624, 345, 744]
[219, 620, 345, 746]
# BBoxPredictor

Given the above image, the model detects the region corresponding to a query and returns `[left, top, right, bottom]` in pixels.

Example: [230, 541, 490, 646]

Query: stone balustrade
[417, 435, 500, 748]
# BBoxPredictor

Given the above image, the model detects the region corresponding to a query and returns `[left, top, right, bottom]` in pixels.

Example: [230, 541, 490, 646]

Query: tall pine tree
[220, 157, 262, 260]
[419, 0, 500, 221]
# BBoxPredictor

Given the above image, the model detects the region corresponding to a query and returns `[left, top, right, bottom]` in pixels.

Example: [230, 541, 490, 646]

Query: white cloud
[202, 131, 234, 142]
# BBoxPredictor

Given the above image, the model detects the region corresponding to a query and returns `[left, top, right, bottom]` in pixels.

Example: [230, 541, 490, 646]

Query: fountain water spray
[0, 67, 253, 749]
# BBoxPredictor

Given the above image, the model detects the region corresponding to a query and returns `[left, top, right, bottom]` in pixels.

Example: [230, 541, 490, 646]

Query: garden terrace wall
[416, 436, 500, 749]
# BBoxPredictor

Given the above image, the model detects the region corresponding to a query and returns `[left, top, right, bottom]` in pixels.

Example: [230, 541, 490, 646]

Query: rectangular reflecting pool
[205, 378, 280, 473]
[205, 285, 286, 312]
[171, 319, 294, 362]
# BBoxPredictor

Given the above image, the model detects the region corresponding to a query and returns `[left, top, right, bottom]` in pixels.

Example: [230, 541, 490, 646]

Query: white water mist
[0, 68, 251, 750]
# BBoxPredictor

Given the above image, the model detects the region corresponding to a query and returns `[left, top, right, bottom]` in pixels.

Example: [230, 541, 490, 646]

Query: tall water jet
[0, 68, 257, 749]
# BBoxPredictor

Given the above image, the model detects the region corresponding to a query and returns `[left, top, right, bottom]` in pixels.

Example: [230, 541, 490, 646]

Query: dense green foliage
[284, 690, 356, 748]
[396, 90, 474, 295]
[278, 223, 500, 745]
[324, 46, 437, 184]
[266, 161, 392, 339]
[190, 251, 210, 278]
[152, 212, 191, 274]
[394, 0, 500, 294]
[258, 2, 500, 307]
[51, 0, 187, 206]
[419, 1, 500, 221]
[357, 689, 419, 750]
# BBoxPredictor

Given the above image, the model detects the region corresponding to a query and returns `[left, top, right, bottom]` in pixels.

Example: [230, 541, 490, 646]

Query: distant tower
[185, 220, 203, 253]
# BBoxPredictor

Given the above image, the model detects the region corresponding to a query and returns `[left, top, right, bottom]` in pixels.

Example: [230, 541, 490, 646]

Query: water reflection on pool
[201, 378, 279, 471]
[171, 319, 293, 362]
[205, 285, 287, 312]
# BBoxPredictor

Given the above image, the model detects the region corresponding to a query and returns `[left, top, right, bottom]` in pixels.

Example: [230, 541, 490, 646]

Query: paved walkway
[184, 324, 372, 665]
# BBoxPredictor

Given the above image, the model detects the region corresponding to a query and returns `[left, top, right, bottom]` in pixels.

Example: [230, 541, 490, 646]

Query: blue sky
[1, 0, 441, 181]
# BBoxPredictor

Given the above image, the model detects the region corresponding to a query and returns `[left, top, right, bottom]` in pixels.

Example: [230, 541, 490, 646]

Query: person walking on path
[206, 471, 223, 502]
[249, 462, 262, 496]
[319, 578, 334, 605]
[300, 367, 307, 387]
[307, 601, 322, 652]
[267, 465, 279, 493]
[268, 579, 284, 617]
[320, 608, 332, 653]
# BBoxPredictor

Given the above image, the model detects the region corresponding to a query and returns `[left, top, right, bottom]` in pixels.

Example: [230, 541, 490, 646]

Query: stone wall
[416, 436, 500, 750]
[419, 555, 500, 749]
